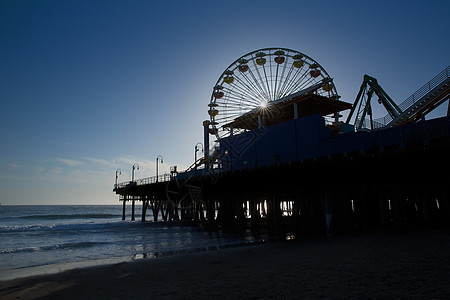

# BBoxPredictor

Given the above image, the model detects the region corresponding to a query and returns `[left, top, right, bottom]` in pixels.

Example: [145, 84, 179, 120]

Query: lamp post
[132, 163, 139, 182]
[115, 169, 121, 188]
[195, 142, 204, 172]
[131, 163, 139, 222]
[156, 155, 163, 182]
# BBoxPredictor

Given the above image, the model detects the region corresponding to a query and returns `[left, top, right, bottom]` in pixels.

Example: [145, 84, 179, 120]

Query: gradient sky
[1, 0, 449, 205]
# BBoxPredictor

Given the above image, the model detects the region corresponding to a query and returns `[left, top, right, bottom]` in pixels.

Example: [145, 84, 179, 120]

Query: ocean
[0, 205, 264, 281]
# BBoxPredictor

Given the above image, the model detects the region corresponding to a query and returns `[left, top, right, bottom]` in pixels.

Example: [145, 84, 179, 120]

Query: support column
[152, 200, 158, 222]
[229, 126, 233, 171]
[404, 186, 418, 225]
[270, 195, 283, 238]
[324, 192, 332, 237]
[420, 187, 431, 224]
[122, 195, 126, 221]
[236, 195, 246, 229]
[161, 200, 168, 221]
[250, 198, 260, 228]
[142, 196, 148, 222]
[206, 197, 216, 228]
[193, 197, 200, 222]
[390, 189, 406, 232]
[300, 194, 315, 237]
[199, 200, 206, 221]
[203, 120, 210, 170]
[363, 188, 381, 231]
[378, 194, 386, 229]
[313, 192, 327, 237]
[131, 196, 135, 221]
[174, 200, 180, 221]
[293, 102, 298, 119]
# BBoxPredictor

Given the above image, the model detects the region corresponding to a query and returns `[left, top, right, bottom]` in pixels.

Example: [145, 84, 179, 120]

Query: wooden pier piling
[122, 195, 126, 221]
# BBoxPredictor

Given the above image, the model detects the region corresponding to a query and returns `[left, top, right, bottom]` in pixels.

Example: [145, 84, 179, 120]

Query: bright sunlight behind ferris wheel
[208, 48, 339, 142]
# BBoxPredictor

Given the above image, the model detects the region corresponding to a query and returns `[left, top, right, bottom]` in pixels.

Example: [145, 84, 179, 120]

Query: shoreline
[0, 235, 270, 282]
[1, 228, 450, 299]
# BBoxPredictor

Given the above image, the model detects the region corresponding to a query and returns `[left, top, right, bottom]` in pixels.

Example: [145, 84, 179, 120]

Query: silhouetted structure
[114, 50, 450, 237]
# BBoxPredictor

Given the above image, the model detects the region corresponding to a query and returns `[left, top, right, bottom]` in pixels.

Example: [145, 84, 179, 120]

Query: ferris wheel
[208, 48, 339, 143]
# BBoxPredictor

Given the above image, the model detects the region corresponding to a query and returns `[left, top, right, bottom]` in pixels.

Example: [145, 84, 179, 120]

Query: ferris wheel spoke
[219, 104, 254, 113]
[215, 112, 241, 120]
[297, 74, 321, 92]
[286, 75, 313, 96]
[252, 59, 271, 103]
[233, 65, 265, 99]
[279, 66, 306, 98]
[232, 74, 267, 106]
[221, 83, 260, 105]
[215, 113, 241, 124]
[276, 63, 297, 99]
[222, 92, 258, 108]
[219, 113, 245, 121]
[223, 85, 261, 107]
[218, 106, 249, 114]
[220, 110, 243, 117]
[269, 57, 278, 101]
[219, 101, 254, 109]
[261, 65, 272, 102]
[275, 57, 289, 100]
[223, 76, 264, 104]
[246, 65, 270, 102]
[273, 62, 279, 101]
[239, 69, 269, 103]
[287, 65, 318, 95]
[268, 55, 275, 101]
[215, 103, 247, 112]
[285, 64, 309, 96]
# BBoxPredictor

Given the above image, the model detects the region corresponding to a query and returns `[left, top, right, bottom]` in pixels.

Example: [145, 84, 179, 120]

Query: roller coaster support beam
[203, 120, 210, 170]
[347, 75, 403, 130]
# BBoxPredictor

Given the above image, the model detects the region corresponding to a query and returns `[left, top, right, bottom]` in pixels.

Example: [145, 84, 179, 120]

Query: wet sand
[1, 228, 449, 299]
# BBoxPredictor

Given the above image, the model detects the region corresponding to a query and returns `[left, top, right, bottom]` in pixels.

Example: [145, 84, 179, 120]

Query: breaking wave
[19, 213, 119, 220]
[0, 241, 110, 255]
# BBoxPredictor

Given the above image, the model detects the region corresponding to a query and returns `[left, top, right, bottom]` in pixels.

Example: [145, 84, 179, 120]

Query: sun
[259, 101, 268, 108]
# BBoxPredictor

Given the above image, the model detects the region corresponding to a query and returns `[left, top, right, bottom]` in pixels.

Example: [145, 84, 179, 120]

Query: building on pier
[114, 48, 450, 237]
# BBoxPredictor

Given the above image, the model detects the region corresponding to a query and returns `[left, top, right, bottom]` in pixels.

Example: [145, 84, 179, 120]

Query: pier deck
[114, 115, 450, 236]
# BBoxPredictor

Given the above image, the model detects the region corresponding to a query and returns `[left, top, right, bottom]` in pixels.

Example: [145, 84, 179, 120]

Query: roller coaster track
[375, 66, 450, 128]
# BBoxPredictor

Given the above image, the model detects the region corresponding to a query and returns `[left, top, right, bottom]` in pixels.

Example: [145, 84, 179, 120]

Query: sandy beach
[1, 228, 449, 299]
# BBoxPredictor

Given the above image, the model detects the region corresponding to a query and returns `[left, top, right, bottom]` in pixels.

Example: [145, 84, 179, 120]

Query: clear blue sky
[1, 0, 449, 205]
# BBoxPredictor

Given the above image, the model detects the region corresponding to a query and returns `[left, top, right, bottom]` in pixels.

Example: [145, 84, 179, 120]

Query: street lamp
[195, 142, 204, 171]
[156, 155, 163, 182]
[132, 163, 139, 182]
[115, 169, 122, 188]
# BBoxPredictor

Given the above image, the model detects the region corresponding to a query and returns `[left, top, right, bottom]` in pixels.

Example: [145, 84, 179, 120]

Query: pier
[114, 48, 450, 237]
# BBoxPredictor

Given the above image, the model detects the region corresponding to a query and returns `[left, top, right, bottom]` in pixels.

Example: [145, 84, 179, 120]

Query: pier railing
[114, 173, 173, 190]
